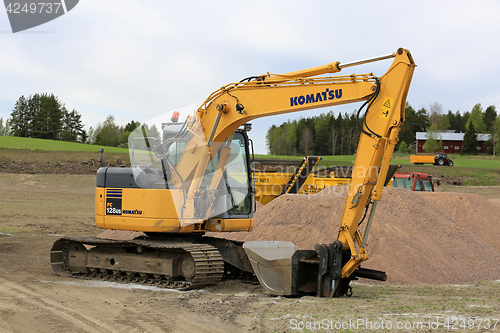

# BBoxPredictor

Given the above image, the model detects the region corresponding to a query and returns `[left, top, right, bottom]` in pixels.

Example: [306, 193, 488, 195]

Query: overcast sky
[1, 0, 499, 154]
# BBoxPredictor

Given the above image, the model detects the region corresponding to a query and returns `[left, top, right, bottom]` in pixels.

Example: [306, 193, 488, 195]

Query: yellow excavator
[51, 48, 415, 297]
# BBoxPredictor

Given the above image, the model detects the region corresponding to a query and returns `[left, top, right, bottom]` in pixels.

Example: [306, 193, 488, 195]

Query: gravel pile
[490, 198, 500, 207]
[218, 187, 500, 285]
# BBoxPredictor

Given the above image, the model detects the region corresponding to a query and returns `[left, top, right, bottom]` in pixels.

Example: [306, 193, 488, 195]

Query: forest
[1, 94, 158, 148]
[2, 94, 84, 142]
[266, 102, 498, 156]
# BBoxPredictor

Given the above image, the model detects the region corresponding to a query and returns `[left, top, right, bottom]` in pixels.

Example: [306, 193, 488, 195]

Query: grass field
[0, 136, 129, 153]
[256, 153, 500, 186]
[1, 136, 499, 185]
[256, 153, 500, 169]
[3, 136, 499, 168]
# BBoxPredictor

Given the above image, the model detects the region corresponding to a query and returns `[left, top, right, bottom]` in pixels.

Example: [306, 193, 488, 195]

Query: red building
[415, 132, 491, 154]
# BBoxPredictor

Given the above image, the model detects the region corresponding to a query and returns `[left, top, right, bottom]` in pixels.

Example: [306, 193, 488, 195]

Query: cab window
[422, 179, 433, 191]
[414, 179, 423, 191]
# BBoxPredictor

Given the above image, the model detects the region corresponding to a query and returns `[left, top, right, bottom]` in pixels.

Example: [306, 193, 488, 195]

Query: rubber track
[50, 236, 225, 290]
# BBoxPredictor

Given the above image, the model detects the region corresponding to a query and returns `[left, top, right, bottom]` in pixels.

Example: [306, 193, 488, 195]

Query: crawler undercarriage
[50, 235, 253, 290]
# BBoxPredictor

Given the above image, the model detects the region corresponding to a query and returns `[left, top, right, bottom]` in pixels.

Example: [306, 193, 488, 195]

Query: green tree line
[88, 116, 160, 148]
[267, 102, 499, 155]
[1, 94, 160, 148]
[5, 93, 85, 142]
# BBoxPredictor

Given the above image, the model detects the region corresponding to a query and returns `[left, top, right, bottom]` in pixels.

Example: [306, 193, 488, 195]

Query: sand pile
[416, 192, 500, 252]
[490, 199, 500, 207]
[215, 187, 500, 285]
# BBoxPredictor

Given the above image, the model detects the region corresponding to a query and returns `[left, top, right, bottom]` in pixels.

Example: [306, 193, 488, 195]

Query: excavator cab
[93, 119, 255, 234]
[129, 123, 254, 221]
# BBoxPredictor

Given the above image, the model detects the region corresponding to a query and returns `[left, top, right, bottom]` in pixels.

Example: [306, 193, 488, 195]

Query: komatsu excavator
[51, 48, 415, 297]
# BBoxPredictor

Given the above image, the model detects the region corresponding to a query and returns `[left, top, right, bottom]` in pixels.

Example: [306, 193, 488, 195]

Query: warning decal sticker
[379, 97, 393, 119]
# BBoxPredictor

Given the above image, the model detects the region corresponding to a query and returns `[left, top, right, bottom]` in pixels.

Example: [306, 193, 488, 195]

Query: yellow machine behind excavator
[51, 48, 415, 297]
[252, 158, 394, 205]
[253, 155, 323, 205]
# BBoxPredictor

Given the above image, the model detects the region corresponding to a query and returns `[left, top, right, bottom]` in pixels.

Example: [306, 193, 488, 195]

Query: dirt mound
[213, 187, 500, 285]
[0, 149, 129, 175]
[0, 159, 101, 174]
[416, 192, 500, 252]
[489, 198, 500, 207]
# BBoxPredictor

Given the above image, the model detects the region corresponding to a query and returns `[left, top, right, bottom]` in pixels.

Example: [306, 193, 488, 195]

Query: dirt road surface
[1, 173, 500, 332]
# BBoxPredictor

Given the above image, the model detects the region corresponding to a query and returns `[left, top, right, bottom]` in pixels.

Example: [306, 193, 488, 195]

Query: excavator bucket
[243, 240, 345, 296]
[242, 241, 299, 295]
[244, 240, 387, 297]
